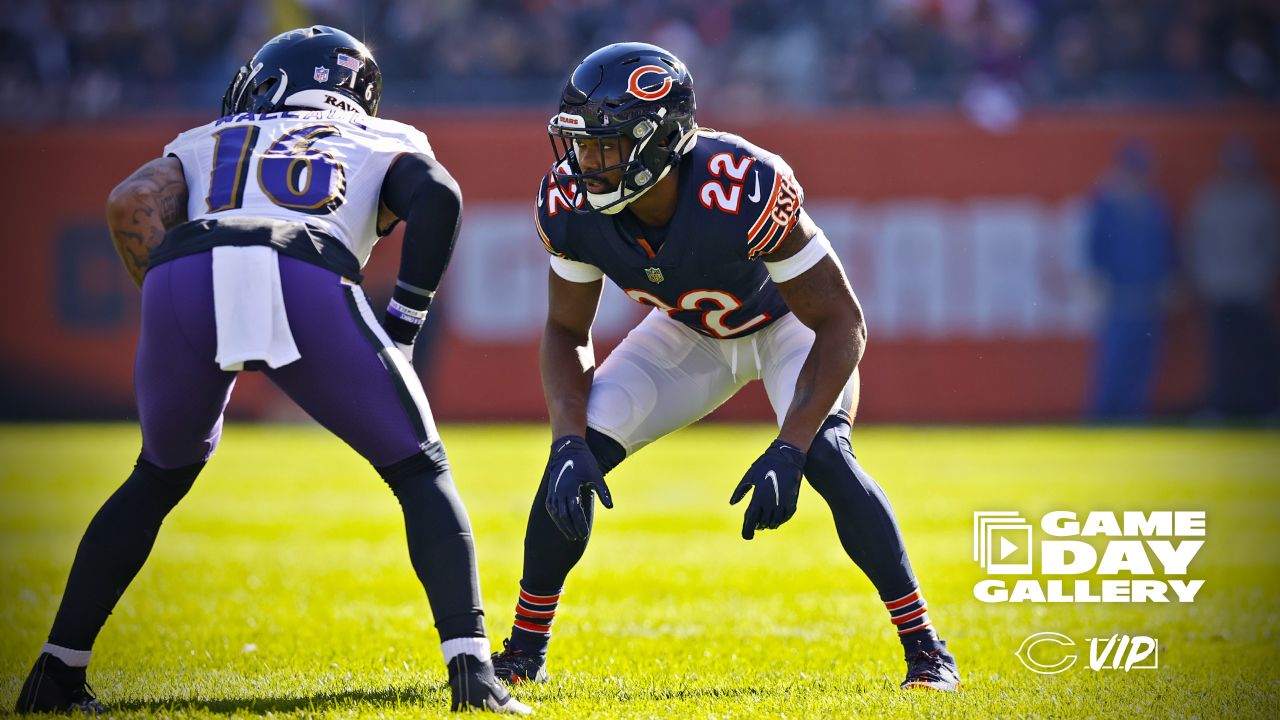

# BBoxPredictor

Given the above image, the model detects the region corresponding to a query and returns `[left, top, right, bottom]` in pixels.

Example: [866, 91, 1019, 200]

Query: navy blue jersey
[535, 130, 805, 339]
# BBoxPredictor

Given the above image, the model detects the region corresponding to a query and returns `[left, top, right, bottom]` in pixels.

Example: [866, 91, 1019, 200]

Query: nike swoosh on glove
[729, 439, 806, 540]
[544, 435, 612, 541]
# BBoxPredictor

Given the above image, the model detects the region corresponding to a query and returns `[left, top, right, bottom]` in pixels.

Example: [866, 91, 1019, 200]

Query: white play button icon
[999, 536, 1019, 560]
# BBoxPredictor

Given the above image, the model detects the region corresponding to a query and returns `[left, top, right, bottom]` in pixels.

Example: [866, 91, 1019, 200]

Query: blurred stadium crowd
[2, 0, 1278, 119]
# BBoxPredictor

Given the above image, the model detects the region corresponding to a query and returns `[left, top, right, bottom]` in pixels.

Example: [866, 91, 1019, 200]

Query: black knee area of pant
[586, 427, 626, 475]
[802, 412, 919, 598]
[376, 441, 449, 489]
[803, 412, 853, 494]
[373, 441, 484, 640]
[375, 441, 464, 542]
[132, 457, 203, 510]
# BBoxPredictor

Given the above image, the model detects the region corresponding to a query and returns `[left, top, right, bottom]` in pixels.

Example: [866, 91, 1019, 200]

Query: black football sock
[48, 457, 203, 651]
[377, 442, 486, 642]
[803, 413, 942, 649]
[509, 428, 624, 656]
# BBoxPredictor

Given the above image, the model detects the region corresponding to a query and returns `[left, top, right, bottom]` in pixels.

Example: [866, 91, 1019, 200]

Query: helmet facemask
[548, 108, 697, 215]
[221, 63, 250, 116]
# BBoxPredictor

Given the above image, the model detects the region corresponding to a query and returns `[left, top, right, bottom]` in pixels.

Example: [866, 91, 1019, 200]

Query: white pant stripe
[347, 284, 439, 444]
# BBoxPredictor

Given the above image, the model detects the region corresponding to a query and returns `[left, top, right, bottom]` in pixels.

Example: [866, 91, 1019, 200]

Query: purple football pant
[135, 252, 437, 469]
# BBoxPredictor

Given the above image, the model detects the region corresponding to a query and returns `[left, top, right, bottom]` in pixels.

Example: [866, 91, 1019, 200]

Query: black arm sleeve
[378, 152, 463, 345]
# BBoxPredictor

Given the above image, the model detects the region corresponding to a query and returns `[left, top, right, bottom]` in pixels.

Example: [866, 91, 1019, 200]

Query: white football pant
[587, 309, 859, 456]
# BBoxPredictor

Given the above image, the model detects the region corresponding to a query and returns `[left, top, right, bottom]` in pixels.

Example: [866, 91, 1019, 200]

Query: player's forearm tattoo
[108, 158, 188, 288]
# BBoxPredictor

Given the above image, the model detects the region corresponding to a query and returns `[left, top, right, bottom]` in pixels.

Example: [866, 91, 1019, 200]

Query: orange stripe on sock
[892, 606, 930, 625]
[885, 591, 921, 611]
[519, 589, 561, 604]
[517, 605, 557, 619]
[897, 619, 932, 635]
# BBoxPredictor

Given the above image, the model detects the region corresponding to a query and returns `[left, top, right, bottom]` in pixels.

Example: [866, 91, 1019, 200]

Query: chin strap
[587, 123, 699, 214]
[590, 163, 674, 215]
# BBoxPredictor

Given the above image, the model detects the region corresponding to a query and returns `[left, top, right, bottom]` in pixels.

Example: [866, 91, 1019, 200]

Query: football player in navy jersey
[491, 42, 960, 692]
[14, 27, 527, 715]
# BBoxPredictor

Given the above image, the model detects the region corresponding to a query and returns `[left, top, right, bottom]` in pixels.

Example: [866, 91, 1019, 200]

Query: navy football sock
[509, 465, 577, 658]
[510, 428, 624, 656]
[377, 443, 486, 642]
[48, 457, 202, 651]
[803, 414, 942, 648]
[885, 589, 942, 649]
[507, 582, 562, 656]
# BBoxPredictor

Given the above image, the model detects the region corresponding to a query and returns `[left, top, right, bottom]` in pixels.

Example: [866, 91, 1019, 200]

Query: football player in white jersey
[15, 26, 528, 715]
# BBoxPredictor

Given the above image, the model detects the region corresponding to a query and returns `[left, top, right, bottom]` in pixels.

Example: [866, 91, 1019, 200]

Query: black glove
[544, 435, 613, 541]
[729, 440, 806, 540]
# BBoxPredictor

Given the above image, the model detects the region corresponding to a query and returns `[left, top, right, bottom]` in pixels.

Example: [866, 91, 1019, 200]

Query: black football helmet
[549, 42, 698, 214]
[222, 26, 381, 117]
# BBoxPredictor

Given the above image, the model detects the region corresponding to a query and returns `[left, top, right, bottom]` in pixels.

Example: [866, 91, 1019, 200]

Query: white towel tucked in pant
[212, 246, 301, 371]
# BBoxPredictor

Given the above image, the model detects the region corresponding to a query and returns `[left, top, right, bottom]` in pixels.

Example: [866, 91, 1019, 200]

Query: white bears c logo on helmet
[626, 65, 673, 100]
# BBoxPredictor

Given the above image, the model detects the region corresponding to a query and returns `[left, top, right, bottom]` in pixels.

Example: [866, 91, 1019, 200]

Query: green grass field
[1, 424, 1277, 718]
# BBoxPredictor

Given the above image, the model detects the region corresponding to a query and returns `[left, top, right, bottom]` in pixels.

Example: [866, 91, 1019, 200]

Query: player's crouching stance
[15, 27, 528, 715]
[490, 43, 960, 692]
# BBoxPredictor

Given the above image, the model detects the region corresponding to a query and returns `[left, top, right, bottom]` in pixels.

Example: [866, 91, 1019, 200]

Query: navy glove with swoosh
[544, 435, 613, 542]
[730, 440, 806, 540]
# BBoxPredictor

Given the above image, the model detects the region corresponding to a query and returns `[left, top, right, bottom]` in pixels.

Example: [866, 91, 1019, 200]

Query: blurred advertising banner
[2, 110, 1276, 422]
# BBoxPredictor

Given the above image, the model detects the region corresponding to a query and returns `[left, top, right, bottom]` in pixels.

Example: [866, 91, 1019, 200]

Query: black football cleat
[14, 653, 108, 714]
[901, 640, 960, 692]
[447, 653, 533, 714]
[490, 639, 549, 685]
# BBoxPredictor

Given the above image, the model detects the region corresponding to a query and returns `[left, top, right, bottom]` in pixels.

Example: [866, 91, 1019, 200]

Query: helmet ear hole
[251, 77, 277, 105]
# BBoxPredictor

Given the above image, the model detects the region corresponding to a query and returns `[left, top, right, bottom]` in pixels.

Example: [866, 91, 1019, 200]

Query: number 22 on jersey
[699, 152, 754, 214]
[206, 124, 346, 215]
[625, 288, 770, 338]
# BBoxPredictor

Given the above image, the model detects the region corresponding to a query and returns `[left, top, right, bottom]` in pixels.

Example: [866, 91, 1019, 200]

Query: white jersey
[163, 109, 433, 268]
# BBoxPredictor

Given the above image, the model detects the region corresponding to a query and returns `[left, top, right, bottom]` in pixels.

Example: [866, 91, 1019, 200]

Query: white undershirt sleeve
[549, 254, 605, 283]
[763, 232, 833, 283]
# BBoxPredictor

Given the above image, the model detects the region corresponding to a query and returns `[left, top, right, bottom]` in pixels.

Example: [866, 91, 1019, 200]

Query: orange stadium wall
[1, 109, 1277, 422]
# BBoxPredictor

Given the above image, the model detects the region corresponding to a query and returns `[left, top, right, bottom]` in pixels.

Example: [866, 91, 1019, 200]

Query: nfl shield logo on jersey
[314, 66, 330, 82]
[645, 267, 665, 284]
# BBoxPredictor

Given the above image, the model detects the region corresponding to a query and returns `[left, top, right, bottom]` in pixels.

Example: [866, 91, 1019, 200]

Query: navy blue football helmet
[222, 26, 381, 117]
[549, 42, 698, 214]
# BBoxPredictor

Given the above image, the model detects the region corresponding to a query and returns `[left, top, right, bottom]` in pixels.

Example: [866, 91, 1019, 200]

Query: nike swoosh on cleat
[485, 691, 532, 714]
[748, 170, 761, 203]
[766, 470, 779, 504]
[553, 460, 574, 494]
[555, 439, 572, 454]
